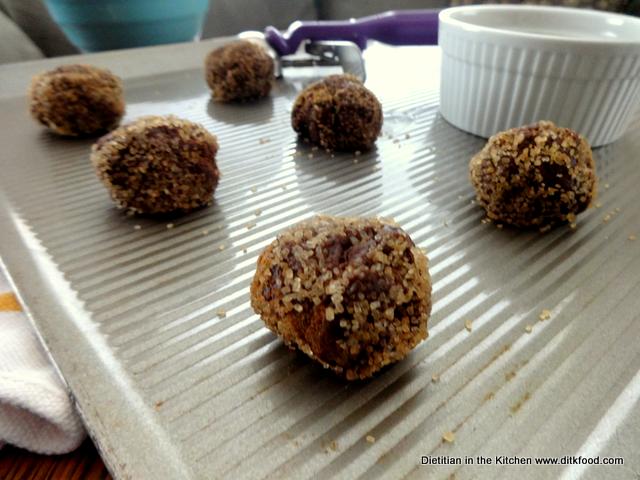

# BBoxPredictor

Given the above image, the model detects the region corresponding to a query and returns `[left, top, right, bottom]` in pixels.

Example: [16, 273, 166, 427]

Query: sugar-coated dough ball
[29, 64, 124, 136]
[205, 40, 274, 102]
[469, 121, 597, 228]
[291, 74, 383, 152]
[251, 215, 431, 380]
[91, 116, 220, 215]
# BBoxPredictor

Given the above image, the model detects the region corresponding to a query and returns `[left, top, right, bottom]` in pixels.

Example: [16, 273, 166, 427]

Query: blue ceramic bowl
[44, 0, 210, 52]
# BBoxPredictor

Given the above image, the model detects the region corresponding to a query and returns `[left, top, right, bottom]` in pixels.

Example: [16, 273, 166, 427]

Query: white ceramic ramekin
[438, 5, 640, 146]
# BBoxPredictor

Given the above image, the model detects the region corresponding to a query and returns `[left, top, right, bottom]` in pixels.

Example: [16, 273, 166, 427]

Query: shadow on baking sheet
[291, 143, 384, 217]
[207, 96, 275, 126]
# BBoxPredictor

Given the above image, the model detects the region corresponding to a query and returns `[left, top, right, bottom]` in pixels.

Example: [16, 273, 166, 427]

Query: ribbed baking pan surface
[1, 43, 639, 480]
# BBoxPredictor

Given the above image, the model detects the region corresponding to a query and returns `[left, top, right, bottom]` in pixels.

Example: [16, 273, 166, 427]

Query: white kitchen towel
[0, 271, 86, 454]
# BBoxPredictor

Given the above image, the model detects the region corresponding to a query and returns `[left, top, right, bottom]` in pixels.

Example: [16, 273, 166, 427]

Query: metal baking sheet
[1, 41, 639, 480]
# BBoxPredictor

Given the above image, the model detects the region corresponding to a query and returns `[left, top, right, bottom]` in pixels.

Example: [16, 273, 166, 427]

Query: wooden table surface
[0, 439, 111, 480]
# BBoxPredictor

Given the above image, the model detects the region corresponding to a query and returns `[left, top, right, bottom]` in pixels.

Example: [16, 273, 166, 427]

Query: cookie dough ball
[470, 121, 597, 228]
[29, 64, 124, 136]
[91, 116, 220, 215]
[205, 40, 274, 102]
[251, 215, 431, 380]
[291, 74, 383, 152]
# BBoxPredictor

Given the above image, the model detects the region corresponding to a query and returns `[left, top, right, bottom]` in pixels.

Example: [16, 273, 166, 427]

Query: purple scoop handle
[265, 10, 439, 56]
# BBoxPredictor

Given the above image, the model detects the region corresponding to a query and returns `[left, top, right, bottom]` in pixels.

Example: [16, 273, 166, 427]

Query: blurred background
[1, 0, 638, 64]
